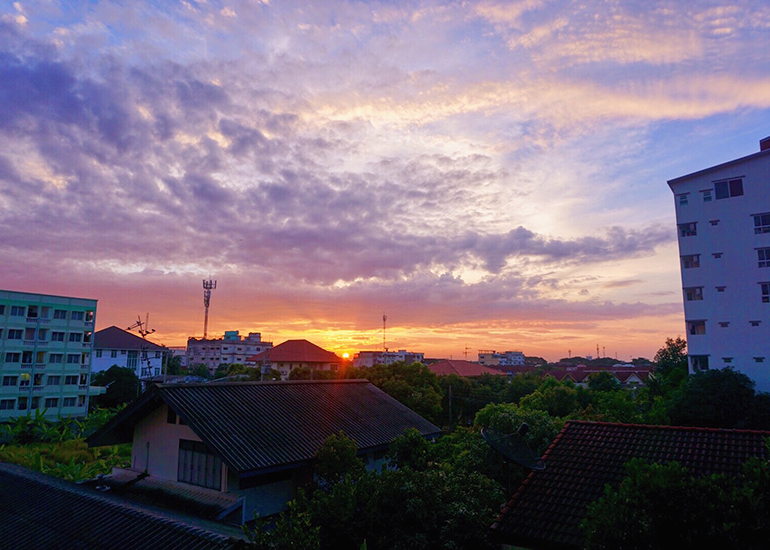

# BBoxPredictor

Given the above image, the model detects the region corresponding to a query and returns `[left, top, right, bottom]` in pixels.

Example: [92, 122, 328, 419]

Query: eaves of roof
[667, 147, 770, 187]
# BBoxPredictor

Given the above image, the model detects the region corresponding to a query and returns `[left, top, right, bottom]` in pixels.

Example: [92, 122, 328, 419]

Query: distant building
[167, 346, 187, 368]
[93, 326, 167, 379]
[669, 135, 770, 391]
[477, 350, 525, 367]
[0, 289, 97, 421]
[249, 339, 340, 379]
[427, 360, 508, 378]
[186, 331, 272, 374]
[87, 380, 441, 522]
[353, 349, 425, 368]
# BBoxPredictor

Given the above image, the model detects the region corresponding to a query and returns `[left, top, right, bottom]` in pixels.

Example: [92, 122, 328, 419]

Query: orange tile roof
[248, 339, 340, 364]
[428, 360, 507, 377]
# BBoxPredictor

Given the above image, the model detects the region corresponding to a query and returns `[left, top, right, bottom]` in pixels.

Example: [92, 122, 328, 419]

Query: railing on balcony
[78, 385, 88, 390]
[33, 386, 44, 392]
[27, 317, 50, 324]
[22, 340, 36, 346]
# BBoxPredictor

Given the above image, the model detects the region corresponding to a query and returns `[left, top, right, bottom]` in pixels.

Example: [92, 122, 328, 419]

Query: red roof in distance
[428, 360, 508, 377]
[248, 339, 340, 364]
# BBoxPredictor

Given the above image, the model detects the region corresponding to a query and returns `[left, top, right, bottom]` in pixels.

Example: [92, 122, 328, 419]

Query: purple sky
[3, 1, 770, 361]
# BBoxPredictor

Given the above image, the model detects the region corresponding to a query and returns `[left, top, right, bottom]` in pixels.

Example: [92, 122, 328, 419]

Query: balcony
[82, 342, 92, 348]
[33, 386, 43, 392]
[27, 317, 50, 324]
[80, 364, 89, 370]
[22, 340, 36, 347]
[78, 385, 88, 390]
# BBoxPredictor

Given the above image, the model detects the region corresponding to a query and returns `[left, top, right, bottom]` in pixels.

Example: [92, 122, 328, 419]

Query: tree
[502, 372, 541, 403]
[668, 367, 769, 429]
[587, 371, 621, 392]
[313, 431, 366, 487]
[185, 363, 210, 378]
[654, 337, 688, 379]
[386, 428, 430, 471]
[165, 354, 183, 375]
[90, 366, 140, 408]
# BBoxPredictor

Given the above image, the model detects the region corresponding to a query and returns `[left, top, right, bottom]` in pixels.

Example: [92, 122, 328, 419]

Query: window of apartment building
[762, 283, 770, 303]
[155, 352, 161, 359]
[716, 286, 726, 292]
[22, 351, 33, 365]
[24, 328, 36, 341]
[723, 357, 733, 364]
[53, 309, 67, 319]
[709, 220, 719, 226]
[684, 287, 703, 301]
[0, 399, 15, 410]
[69, 332, 82, 343]
[33, 374, 43, 387]
[713, 252, 723, 259]
[678, 222, 697, 237]
[677, 193, 689, 205]
[67, 354, 80, 364]
[719, 322, 730, 328]
[750, 320, 761, 327]
[37, 329, 47, 341]
[65, 375, 78, 385]
[63, 397, 76, 407]
[177, 439, 222, 490]
[758, 248, 770, 268]
[26, 305, 38, 318]
[7, 329, 22, 340]
[49, 353, 63, 364]
[44, 398, 58, 409]
[754, 212, 770, 234]
[71, 311, 84, 321]
[46, 376, 61, 386]
[19, 374, 30, 388]
[690, 355, 709, 371]
[5, 352, 20, 363]
[51, 331, 65, 341]
[10, 306, 25, 316]
[2, 376, 18, 386]
[682, 254, 700, 269]
[83, 331, 92, 343]
[702, 189, 713, 202]
[714, 178, 744, 199]
[79, 373, 89, 385]
[687, 321, 706, 335]
[96, 350, 102, 358]
[17, 397, 28, 411]
[755, 357, 765, 363]
[0, 305, 4, 315]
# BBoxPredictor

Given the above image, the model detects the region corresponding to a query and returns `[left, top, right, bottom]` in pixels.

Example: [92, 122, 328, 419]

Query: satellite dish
[481, 425, 546, 471]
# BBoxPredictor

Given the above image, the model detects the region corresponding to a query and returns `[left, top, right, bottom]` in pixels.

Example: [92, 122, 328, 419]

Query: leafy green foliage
[314, 431, 366, 486]
[587, 371, 622, 392]
[165, 354, 183, 375]
[0, 440, 130, 482]
[582, 458, 770, 549]
[385, 427, 430, 472]
[243, 497, 321, 550]
[91, 366, 140, 409]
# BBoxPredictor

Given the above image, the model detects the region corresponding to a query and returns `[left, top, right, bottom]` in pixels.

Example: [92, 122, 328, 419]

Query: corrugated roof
[0, 463, 245, 549]
[428, 360, 508, 377]
[248, 339, 340, 363]
[94, 325, 165, 351]
[89, 380, 441, 476]
[491, 420, 770, 549]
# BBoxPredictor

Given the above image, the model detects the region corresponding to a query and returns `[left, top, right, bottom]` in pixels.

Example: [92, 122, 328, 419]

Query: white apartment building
[352, 350, 425, 368]
[92, 326, 167, 379]
[0, 290, 97, 421]
[669, 135, 770, 392]
[186, 330, 273, 374]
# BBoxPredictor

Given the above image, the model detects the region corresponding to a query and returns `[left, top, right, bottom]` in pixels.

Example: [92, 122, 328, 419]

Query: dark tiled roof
[0, 463, 244, 549]
[248, 339, 340, 363]
[94, 325, 165, 351]
[89, 380, 441, 476]
[428, 360, 508, 377]
[491, 420, 770, 549]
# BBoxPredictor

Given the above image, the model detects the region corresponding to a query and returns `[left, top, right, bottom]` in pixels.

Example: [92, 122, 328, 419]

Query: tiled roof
[94, 325, 165, 351]
[0, 463, 244, 549]
[88, 380, 441, 476]
[491, 420, 770, 549]
[248, 339, 340, 364]
[428, 360, 508, 377]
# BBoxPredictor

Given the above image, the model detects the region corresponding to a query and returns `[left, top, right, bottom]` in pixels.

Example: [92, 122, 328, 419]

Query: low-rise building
[353, 349, 425, 368]
[249, 339, 340, 379]
[0, 289, 97, 421]
[427, 360, 508, 378]
[87, 380, 441, 522]
[93, 326, 167, 379]
[478, 350, 525, 367]
[187, 331, 273, 374]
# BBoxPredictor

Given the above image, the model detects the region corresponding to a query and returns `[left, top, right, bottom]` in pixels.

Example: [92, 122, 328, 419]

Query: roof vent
[761, 135, 770, 151]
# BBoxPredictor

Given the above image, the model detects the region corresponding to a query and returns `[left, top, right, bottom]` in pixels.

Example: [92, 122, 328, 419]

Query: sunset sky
[3, 1, 770, 361]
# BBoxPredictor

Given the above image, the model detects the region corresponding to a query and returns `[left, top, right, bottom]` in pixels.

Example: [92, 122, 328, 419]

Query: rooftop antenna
[382, 314, 387, 352]
[464, 345, 471, 360]
[596, 343, 600, 358]
[203, 278, 217, 339]
[127, 314, 156, 380]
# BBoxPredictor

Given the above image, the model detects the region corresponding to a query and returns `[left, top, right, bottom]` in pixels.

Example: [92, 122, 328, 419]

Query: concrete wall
[131, 404, 202, 480]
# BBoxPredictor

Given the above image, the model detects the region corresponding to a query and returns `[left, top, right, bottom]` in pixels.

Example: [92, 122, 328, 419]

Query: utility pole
[382, 314, 387, 352]
[203, 279, 217, 339]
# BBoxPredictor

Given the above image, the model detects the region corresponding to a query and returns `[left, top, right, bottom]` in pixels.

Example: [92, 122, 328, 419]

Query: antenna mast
[203, 278, 217, 339]
[382, 314, 387, 352]
[127, 314, 156, 378]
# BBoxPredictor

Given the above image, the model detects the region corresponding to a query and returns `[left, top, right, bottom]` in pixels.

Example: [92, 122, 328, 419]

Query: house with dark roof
[491, 420, 770, 549]
[0, 462, 246, 549]
[247, 339, 341, 379]
[88, 379, 441, 523]
[93, 325, 167, 379]
[428, 359, 509, 378]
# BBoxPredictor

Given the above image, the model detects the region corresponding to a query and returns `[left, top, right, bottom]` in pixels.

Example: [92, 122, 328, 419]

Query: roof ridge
[159, 379, 368, 388]
[564, 419, 770, 436]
